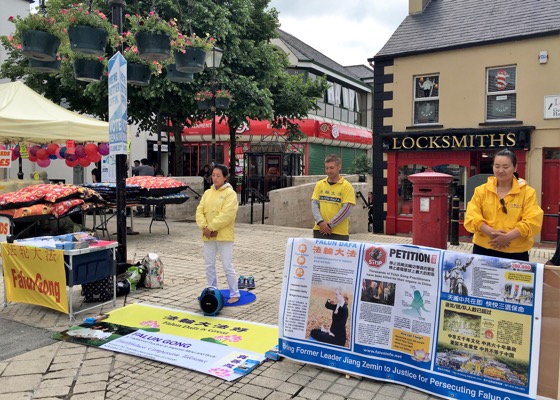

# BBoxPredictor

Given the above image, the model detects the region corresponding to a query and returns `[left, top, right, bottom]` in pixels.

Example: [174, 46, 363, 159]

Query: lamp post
[108, 0, 128, 267]
[205, 46, 223, 165]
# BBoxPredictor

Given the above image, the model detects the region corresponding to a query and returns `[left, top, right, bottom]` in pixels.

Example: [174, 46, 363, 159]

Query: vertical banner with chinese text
[1, 243, 67, 313]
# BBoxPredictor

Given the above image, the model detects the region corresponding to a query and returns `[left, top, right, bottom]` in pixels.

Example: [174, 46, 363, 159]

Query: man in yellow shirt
[311, 154, 356, 241]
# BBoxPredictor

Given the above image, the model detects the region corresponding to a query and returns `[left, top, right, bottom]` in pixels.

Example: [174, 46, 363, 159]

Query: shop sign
[384, 129, 530, 152]
[0, 150, 12, 168]
[544, 95, 560, 119]
[152, 144, 168, 152]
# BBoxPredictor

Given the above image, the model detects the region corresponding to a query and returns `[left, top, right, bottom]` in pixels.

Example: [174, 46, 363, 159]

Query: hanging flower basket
[135, 32, 171, 62]
[166, 64, 194, 83]
[73, 58, 104, 82]
[174, 48, 206, 73]
[215, 98, 231, 109]
[196, 99, 212, 110]
[21, 30, 61, 61]
[28, 58, 61, 73]
[68, 26, 108, 56]
[127, 63, 151, 86]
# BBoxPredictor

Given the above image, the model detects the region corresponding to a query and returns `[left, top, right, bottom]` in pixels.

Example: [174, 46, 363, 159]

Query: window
[486, 66, 516, 121]
[414, 75, 439, 125]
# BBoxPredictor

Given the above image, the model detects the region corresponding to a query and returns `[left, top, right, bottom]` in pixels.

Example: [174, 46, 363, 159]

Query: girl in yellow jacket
[196, 164, 240, 303]
[464, 149, 543, 261]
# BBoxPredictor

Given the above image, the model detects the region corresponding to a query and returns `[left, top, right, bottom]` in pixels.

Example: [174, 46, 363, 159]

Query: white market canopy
[0, 81, 109, 144]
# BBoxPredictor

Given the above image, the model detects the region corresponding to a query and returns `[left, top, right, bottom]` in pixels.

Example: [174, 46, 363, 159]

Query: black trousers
[313, 230, 349, 242]
[472, 244, 529, 262]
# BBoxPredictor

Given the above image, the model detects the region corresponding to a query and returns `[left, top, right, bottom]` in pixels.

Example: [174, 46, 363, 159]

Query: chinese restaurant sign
[279, 238, 543, 400]
[1, 243, 67, 313]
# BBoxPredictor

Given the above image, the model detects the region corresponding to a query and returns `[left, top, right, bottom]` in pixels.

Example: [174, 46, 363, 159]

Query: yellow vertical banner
[1, 243, 68, 314]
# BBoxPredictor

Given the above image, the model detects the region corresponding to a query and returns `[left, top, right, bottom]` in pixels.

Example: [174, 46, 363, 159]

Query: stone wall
[267, 179, 369, 234]
[165, 175, 370, 233]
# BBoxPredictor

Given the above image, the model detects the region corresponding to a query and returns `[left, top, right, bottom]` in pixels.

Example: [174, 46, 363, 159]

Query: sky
[268, 0, 410, 67]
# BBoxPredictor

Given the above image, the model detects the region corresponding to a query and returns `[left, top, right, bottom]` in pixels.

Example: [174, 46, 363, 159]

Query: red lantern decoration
[87, 152, 102, 163]
[36, 148, 49, 160]
[47, 143, 59, 155]
[78, 157, 91, 167]
[84, 143, 98, 156]
[65, 158, 78, 167]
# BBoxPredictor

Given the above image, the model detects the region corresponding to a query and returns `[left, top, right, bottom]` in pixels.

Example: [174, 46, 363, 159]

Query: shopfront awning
[182, 115, 373, 149]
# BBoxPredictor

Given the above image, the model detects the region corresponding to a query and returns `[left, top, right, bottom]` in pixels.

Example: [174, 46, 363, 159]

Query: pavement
[0, 216, 556, 400]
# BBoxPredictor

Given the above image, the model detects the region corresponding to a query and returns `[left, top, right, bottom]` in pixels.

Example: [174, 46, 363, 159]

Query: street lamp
[205, 46, 223, 165]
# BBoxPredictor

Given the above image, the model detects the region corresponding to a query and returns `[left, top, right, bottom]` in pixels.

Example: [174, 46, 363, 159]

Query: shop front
[382, 126, 533, 236]
[181, 115, 373, 179]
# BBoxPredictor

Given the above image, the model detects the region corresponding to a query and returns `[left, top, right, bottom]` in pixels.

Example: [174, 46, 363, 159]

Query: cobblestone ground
[0, 217, 554, 399]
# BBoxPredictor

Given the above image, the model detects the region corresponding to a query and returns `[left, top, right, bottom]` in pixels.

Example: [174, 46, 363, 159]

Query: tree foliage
[348, 153, 372, 175]
[1, 0, 329, 176]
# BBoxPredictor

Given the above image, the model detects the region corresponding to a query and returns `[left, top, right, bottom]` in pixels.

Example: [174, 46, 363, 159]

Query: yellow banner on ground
[1, 243, 67, 314]
[105, 303, 278, 355]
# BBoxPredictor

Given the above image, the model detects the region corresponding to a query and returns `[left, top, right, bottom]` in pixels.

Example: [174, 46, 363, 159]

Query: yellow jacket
[196, 182, 238, 241]
[464, 176, 543, 253]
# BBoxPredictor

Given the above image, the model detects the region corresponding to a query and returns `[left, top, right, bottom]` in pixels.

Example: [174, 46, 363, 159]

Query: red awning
[182, 117, 372, 148]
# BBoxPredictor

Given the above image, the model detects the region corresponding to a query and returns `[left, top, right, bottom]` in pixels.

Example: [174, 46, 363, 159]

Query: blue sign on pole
[108, 52, 127, 155]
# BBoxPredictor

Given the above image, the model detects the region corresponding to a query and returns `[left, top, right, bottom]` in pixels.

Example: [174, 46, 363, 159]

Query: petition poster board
[279, 238, 543, 400]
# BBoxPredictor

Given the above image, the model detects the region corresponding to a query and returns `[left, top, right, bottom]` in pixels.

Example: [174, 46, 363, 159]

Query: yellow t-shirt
[311, 177, 356, 235]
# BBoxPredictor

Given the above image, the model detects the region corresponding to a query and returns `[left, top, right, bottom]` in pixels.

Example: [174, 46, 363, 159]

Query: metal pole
[109, 0, 127, 267]
[450, 196, 459, 246]
[211, 94, 216, 165]
[157, 112, 162, 173]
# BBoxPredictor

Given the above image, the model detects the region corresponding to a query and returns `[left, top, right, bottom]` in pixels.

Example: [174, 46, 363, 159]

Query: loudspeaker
[199, 287, 224, 316]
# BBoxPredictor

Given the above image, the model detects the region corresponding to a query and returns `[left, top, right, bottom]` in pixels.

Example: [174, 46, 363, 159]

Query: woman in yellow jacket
[465, 149, 543, 262]
[196, 164, 240, 303]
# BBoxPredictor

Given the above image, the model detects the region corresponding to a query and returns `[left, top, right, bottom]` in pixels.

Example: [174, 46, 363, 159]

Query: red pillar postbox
[407, 169, 453, 249]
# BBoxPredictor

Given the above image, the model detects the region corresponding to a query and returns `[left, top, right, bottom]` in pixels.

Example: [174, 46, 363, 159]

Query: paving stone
[72, 381, 108, 394]
[0, 375, 41, 393]
[32, 385, 71, 398]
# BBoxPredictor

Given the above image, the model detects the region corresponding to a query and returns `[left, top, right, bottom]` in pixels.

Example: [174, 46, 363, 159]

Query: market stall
[82, 176, 190, 235]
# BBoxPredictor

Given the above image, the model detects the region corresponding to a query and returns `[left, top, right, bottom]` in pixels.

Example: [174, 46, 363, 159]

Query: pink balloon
[98, 142, 110, 156]
[55, 147, 62, 159]
[37, 158, 51, 168]
[0, 145, 6, 150]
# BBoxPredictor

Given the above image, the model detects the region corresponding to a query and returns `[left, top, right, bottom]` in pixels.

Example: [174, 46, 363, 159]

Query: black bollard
[450, 196, 460, 246]
[550, 202, 560, 266]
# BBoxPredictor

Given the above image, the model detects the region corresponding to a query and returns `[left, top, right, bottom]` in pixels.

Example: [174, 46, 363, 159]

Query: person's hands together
[489, 231, 511, 249]
[203, 227, 213, 238]
[319, 221, 332, 235]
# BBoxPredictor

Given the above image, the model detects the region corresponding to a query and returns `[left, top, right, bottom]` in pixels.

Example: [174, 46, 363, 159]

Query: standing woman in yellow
[196, 164, 240, 303]
[465, 149, 543, 261]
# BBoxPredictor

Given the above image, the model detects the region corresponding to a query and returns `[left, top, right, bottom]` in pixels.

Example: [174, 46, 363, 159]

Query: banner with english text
[279, 238, 543, 400]
[1, 243, 67, 313]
